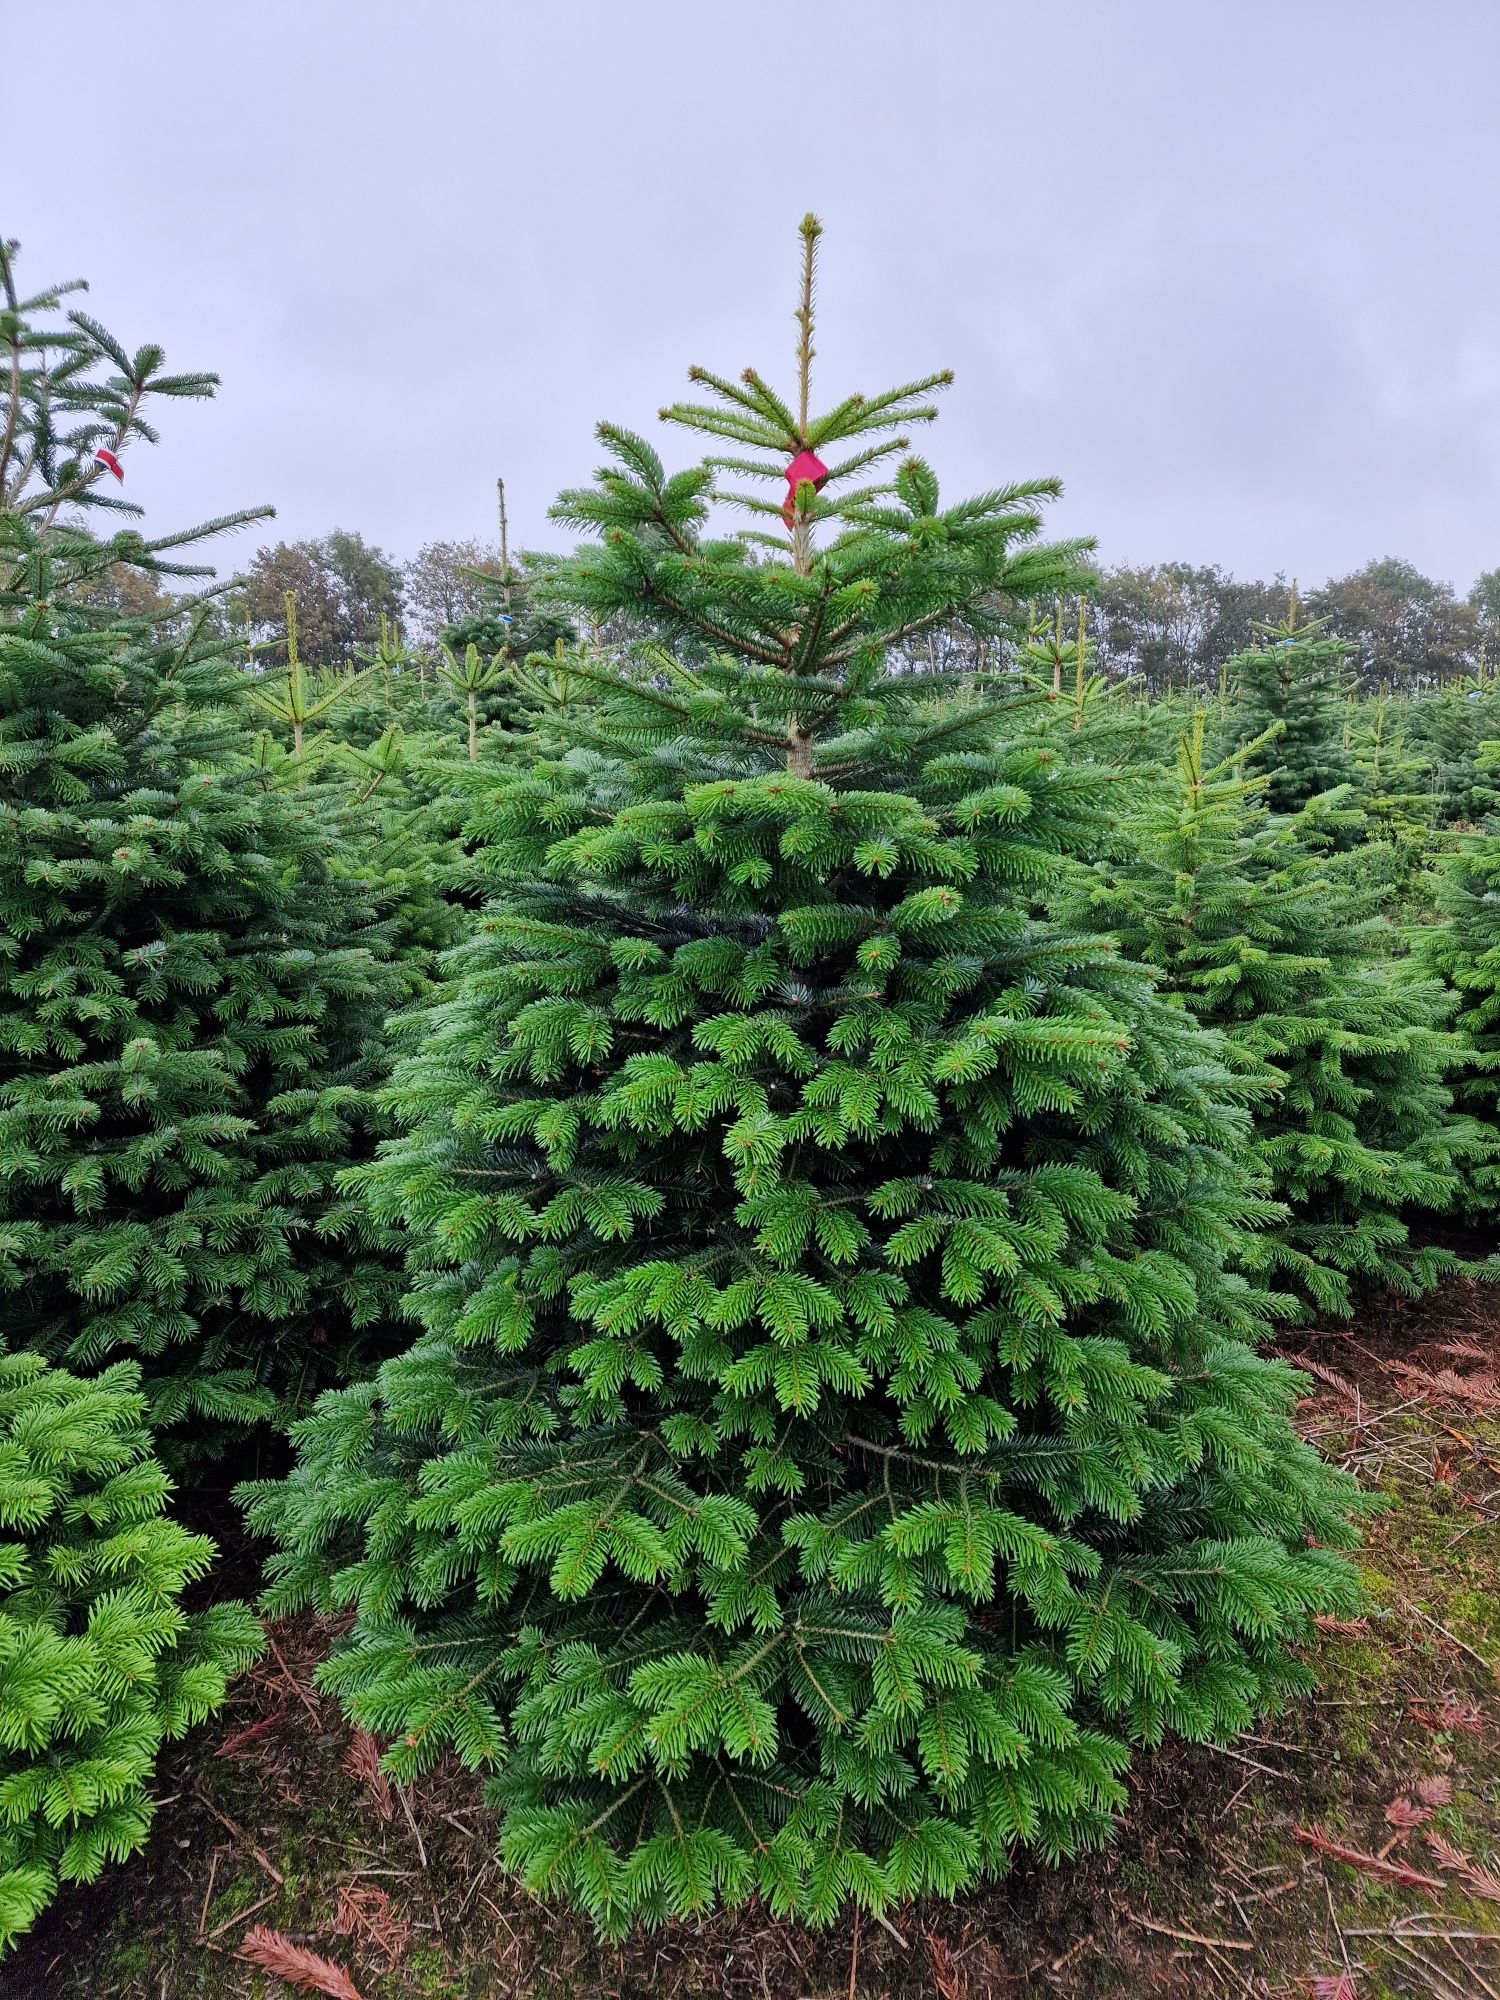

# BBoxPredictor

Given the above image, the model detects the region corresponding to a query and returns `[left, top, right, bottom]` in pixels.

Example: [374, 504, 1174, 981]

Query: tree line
[210, 533, 1500, 698]
[1085, 556, 1500, 695]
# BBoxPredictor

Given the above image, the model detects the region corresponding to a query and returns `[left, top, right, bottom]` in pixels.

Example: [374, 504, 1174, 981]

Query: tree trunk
[788, 502, 816, 777]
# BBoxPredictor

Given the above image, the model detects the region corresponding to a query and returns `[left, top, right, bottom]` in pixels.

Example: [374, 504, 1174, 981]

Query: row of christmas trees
[2, 222, 1499, 1948]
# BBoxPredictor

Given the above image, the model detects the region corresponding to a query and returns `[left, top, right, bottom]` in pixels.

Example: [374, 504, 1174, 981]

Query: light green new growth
[248, 590, 376, 758]
[0, 1353, 261, 1951]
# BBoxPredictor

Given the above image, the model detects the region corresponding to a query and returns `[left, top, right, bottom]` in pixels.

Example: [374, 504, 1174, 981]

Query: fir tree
[245, 589, 375, 758]
[1423, 753, 1500, 1212]
[244, 606, 466, 986]
[438, 565, 577, 738]
[246, 219, 1362, 1936]
[1404, 677, 1500, 826]
[434, 640, 510, 762]
[1340, 692, 1441, 916]
[1072, 714, 1482, 1312]
[1230, 594, 1356, 813]
[439, 579, 575, 678]
[0, 240, 409, 1439]
[328, 722, 470, 971]
[0, 1351, 261, 1950]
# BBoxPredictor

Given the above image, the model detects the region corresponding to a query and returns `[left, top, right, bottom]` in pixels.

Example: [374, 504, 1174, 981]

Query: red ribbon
[782, 448, 828, 528]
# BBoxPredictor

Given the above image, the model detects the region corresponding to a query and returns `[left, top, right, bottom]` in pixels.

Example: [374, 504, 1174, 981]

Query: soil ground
[4, 1279, 1499, 2000]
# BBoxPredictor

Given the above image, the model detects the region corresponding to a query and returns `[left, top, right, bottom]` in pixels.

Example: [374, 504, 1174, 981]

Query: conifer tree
[1423, 757, 1500, 1211]
[0, 241, 409, 1439]
[0, 1351, 261, 1949]
[439, 570, 575, 682]
[1012, 599, 1155, 783]
[433, 640, 509, 762]
[436, 568, 577, 741]
[246, 589, 375, 757]
[1405, 678, 1500, 826]
[1072, 715, 1481, 1312]
[1230, 595, 1356, 812]
[328, 722, 470, 971]
[244, 620, 465, 997]
[247, 220, 1361, 1935]
[1341, 693, 1440, 915]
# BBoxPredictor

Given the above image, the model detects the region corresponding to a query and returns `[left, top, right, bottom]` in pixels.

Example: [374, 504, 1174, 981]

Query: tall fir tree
[1230, 595, 1356, 813]
[246, 220, 1361, 1936]
[1070, 714, 1482, 1312]
[0, 240, 409, 1441]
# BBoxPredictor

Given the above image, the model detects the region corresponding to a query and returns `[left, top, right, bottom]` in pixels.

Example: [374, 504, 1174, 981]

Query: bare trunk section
[785, 216, 822, 781]
[786, 487, 816, 775]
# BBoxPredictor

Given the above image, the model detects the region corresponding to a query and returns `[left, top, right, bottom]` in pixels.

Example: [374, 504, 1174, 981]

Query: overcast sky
[13, 2, 1500, 592]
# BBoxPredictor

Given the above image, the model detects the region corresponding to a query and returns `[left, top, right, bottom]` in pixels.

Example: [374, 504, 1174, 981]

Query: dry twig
[1123, 1910, 1252, 1951]
[1293, 1823, 1446, 1894]
[1427, 1832, 1500, 1903]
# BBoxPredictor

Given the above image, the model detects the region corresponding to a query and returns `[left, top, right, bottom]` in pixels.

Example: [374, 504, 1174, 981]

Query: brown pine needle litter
[238, 1925, 363, 2000]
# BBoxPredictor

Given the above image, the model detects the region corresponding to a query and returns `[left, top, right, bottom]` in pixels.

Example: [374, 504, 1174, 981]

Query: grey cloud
[11, 0, 1500, 591]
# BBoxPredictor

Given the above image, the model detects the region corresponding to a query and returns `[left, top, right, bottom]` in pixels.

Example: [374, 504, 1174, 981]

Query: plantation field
[8, 215, 1500, 1994]
[4, 1275, 1496, 2000]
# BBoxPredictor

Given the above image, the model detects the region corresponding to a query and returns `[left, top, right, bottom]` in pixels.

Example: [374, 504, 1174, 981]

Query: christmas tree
[0, 240, 409, 1440]
[0, 1351, 261, 1949]
[1230, 595, 1356, 813]
[1406, 677, 1500, 827]
[246, 220, 1362, 1935]
[434, 554, 578, 746]
[1423, 756, 1500, 1212]
[1072, 713, 1481, 1312]
[243, 604, 465, 995]
[1340, 692, 1441, 916]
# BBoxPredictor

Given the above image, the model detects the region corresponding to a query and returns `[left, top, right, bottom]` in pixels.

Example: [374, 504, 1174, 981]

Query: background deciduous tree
[1086, 563, 1287, 693]
[243, 530, 404, 665]
[402, 538, 506, 644]
[1466, 567, 1500, 665]
[1308, 558, 1478, 691]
